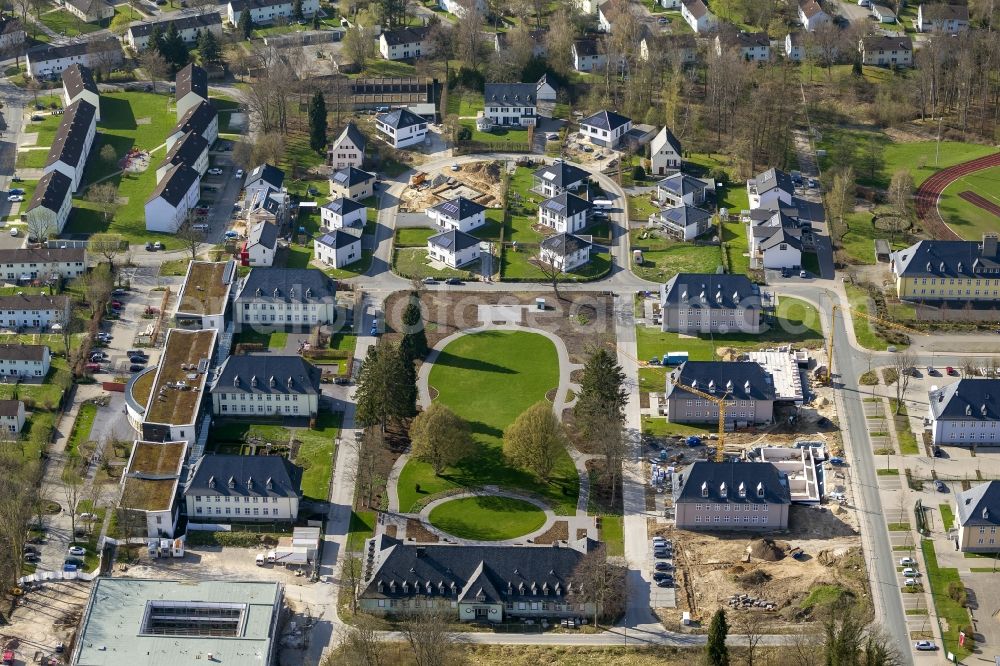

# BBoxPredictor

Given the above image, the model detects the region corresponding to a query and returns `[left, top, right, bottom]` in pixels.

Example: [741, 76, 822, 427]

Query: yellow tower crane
[671, 380, 730, 462]
[825, 305, 922, 383]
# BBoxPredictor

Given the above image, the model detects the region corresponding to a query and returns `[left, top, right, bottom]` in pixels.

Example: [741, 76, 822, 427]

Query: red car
[111, 300, 123, 309]
[947, 366, 957, 376]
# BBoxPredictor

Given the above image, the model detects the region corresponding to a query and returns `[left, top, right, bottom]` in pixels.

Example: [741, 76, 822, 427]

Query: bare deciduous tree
[88, 233, 126, 273]
[328, 615, 386, 666]
[890, 350, 917, 414]
[176, 214, 205, 261]
[86, 181, 121, 226]
[401, 608, 463, 666]
[569, 544, 626, 627]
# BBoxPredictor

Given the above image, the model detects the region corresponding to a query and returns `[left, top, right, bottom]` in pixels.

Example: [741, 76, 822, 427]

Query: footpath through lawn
[397, 330, 579, 515]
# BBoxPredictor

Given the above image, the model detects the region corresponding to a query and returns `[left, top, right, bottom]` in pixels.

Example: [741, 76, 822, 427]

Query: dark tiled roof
[381, 25, 430, 46]
[146, 163, 199, 207]
[653, 127, 682, 155]
[0, 247, 85, 264]
[573, 38, 599, 57]
[862, 34, 912, 51]
[322, 197, 365, 217]
[428, 229, 479, 252]
[376, 107, 426, 130]
[172, 100, 217, 139]
[667, 361, 775, 401]
[0, 16, 24, 37]
[799, 0, 825, 18]
[955, 481, 1000, 527]
[160, 131, 208, 172]
[749, 168, 794, 196]
[929, 379, 1000, 421]
[540, 192, 594, 218]
[661, 273, 760, 309]
[0, 400, 22, 417]
[533, 161, 589, 188]
[331, 166, 375, 188]
[130, 12, 221, 38]
[247, 163, 284, 191]
[430, 197, 486, 221]
[0, 344, 47, 361]
[682, 0, 710, 19]
[62, 64, 98, 99]
[46, 99, 96, 169]
[758, 226, 802, 251]
[484, 83, 537, 107]
[657, 173, 707, 197]
[0, 294, 70, 311]
[657, 204, 712, 229]
[238, 267, 336, 302]
[361, 534, 600, 603]
[719, 30, 770, 48]
[676, 461, 792, 505]
[185, 454, 303, 498]
[27, 37, 120, 63]
[26, 170, 72, 215]
[212, 356, 321, 396]
[922, 3, 969, 20]
[176, 62, 209, 101]
[333, 122, 366, 152]
[892, 238, 1000, 278]
[580, 109, 632, 131]
[540, 232, 591, 256]
[247, 221, 278, 249]
[230, 0, 302, 10]
[317, 230, 361, 250]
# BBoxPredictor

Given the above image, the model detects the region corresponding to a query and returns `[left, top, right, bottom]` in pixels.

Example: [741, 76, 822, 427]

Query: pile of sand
[749, 539, 785, 562]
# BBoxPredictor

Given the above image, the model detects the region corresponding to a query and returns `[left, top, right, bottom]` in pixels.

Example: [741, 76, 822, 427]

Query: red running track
[914, 151, 1000, 240]
[958, 191, 1000, 219]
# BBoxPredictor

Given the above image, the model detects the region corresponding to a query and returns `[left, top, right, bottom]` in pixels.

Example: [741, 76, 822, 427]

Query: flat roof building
[71, 578, 283, 666]
[742, 348, 805, 404]
[174, 260, 237, 331]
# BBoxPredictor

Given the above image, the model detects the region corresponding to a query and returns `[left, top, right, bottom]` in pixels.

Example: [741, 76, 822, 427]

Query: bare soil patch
[534, 520, 569, 544]
[406, 518, 440, 543]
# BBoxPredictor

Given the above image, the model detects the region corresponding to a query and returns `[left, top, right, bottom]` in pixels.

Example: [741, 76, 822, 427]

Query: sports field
[937, 166, 1000, 240]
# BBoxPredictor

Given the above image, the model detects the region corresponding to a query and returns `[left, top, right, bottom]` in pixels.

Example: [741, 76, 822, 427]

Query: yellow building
[890, 234, 1000, 301]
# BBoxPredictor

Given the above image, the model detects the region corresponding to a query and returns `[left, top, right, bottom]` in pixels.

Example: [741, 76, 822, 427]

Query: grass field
[445, 89, 485, 117]
[296, 412, 340, 501]
[397, 331, 578, 515]
[601, 514, 624, 556]
[458, 120, 531, 146]
[392, 248, 477, 280]
[395, 227, 436, 247]
[346, 510, 376, 552]
[234, 329, 289, 349]
[844, 284, 897, 350]
[500, 249, 611, 282]
[427, 496, 547, 540]
[835, 211, 909, 265]
[40, 9, 104, 36]
[921, 538, 972, 659]
[939, 504, 955, 531]
[937, 165, 1000, 241]
[323, 250, 374, 279]
[630, 238, 723, 282]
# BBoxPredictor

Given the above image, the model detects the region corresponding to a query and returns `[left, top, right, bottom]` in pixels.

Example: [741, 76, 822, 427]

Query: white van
[192, 223, 209, 232]
[592, 199, 613, 210]
[255, 553, 265, 566]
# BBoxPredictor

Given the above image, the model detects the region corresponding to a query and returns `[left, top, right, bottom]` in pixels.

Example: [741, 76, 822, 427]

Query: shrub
[632, 165, 645, 181]
[710, 167, 730, 186]
[948, 581, 968, 607]
[457, 126, 472, 141]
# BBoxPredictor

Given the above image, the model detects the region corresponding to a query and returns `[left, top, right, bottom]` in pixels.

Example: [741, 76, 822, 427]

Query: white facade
[226, 0, 319, 25]
[0, 250, 87, 281]
[580, 117, 632, 148]
[235, 294, 338, 328]
[62, 87, 100, 122]
[917, 4, 970, 32]
[156, 142, 209, 182]
[25, 185, 73, 236]
[379, 31, 430, 60]
[314, 233, 362, 269]
[426, 204, 486, 233]
[572, 43, 607, 72]
[124, 17, 223, 51]
[539, 244, 590, 271]
[186, 492, 298, 522]
[798, 2, 830, 30]
[144, 170, 201, 233]
[784, 34, 804, 61]
[166, 110, 218, 150]
[860, 37, 913, 67]
[374, 116, 427, 149]
[539, 206, 588, 234]
[0, 20, 26, 53]
[327, 127, 365, 170]
[649, 127, 682, 176]
[176, 90, 208, 123]
[320, 200, 366, 230]
[715, 34, 771, 62]
[760, 238, 802, 270]
[427, 238, 479, 268]
[45, 112, 96, 193]
[0, 296, 70, 329]
[0, 401, 26, 435]
[0, 348, 50, 381]
[26, 43, 123, 77]
[64, 0, 114, 23]
[483, 102, 536, 127]
[681, 0, 715, 33]
[244, 228, 276, 267]
[437, 0, 485, 16]
[212, 386, 319, 418]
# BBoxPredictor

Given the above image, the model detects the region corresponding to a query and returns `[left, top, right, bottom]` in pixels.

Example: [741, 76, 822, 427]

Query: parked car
[656, 578, 673, 588]
[8, 188, 24, 195]
[946, 366, 957, 375]
[68, 546, 86, 556]
[79, 512, 96, 521]
[899, 557, 915, 566]
[829, 457, 845, 465]
[8, 228, 17, 237]
[445, 277, 462, 285]
[129, 363, 146, 372]
[657, 16, 668, 23]
[84, 363, 102, 372]
[127, 349, 148, 358]
[935, 480, 948, 492]
[62, 562, 78, 572]
[207, 168, 223, 175]
[652, 572, 671, 581]
[933, 446, 944, 458]
[914, 641, 937, 651]
[904, 577, 918, 587]
[654, 550, 671, 560]
[422, 277, 438, 284]
[546, 132, 559, 140]
[654, 562, 673, 571]
[145, 242, 156, 251]
[926, 365, 936, 375]
[6, 195, 24, 202]
[112, 288, 127, 297]
[902, 567, 920, 577]
[235, 169, 245, 178]
[23, 552, 39, 562]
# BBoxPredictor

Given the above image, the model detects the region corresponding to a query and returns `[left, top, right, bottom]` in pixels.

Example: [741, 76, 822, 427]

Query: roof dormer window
[266, 477, 273, 490]
[228, 476, 236, 489]
[255, 287, 262, 297]
[701, 481, 709, 498]
[273, 287, 280, 297]
[269, 376, 276, 388]
[738, 482, 746, 497]
[756, 482, 765, 497]
[967, 405, 973, 416]
[251, 376, 258, 388]
[720, 482, 727, 497]
[233, 375, 240, 387]
[289, 288, 295, 299]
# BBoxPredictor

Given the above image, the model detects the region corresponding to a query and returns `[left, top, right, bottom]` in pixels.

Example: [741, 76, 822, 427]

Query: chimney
[984, 233, 998, 257]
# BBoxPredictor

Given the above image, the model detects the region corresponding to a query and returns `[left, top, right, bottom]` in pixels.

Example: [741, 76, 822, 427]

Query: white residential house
[535, 75, 557, 103]
[0, 345, 50, 382]
[321, 197, 367, 232]
[437, 0, 485, 17]
[226, 0, 319, 25]
[533, 160, 589, 198]
[329, 167, 376, 200]
[25, 170, 73, 237]
[314, 230, 363, 269]
[929, 380, 1000, 446]
[538, 193, 593, 234]
[0, 247, 87, 281]
[715, 30, 771, 62]
[580, 109, 633, 148]
[481, 83, 538, 128]
[657, 173, 712, 207]
[426, 197, 487, 233]
[640, 33, 698, 65]
[210, 356, 321, 418]
[539, 233, 592, 272]
[166, 100, 218, 149]
[124, 13, 223, 51]
[379, 26, 431, 60]
[0, 17, 26, 53]
[747, 168, 794, 209]
[156, 131, 210, 182]
[25, 38, 123, 77]
[43, 99, 96, 193]
[871, 4, 896, 22]
[649, 127, 683, 176]
[234, 268, 338, 328]
[859, 34, 912, 67]
[751, 216, 803, 269]
[681, 0, 715, 33]
[784, 32, 804, 61]
[374, 108, 427, 148]
[0, 400, 26, 435]
[426, 229, 481, 268]
[326, 123, 366, 170]
[144, 164, 201, 233]
[574, 0, 607, 14]
[241, 221, 278, 267]
[185, 454, 303, 523]
[61, 64, 100, 121]
[917, 3, 970, 32]
[175, 63, 210, 121]
[652, 205, 713, 241]
[0, 294, 71, 329]
[64, 0, 114, 23]
[798, 0, 829, 30]
[572, 39, 606, 72]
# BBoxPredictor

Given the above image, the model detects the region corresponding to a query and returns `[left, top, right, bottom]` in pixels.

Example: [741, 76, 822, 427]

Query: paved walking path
[416, 490, 560, 545]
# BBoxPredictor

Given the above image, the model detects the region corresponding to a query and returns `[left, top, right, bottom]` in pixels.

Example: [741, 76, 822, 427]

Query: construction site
[400, 161, 505, 213]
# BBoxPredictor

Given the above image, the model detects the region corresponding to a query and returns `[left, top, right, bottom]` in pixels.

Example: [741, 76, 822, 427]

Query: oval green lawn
[427, 496, 547, 541]
[397, 330, 579, 514]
